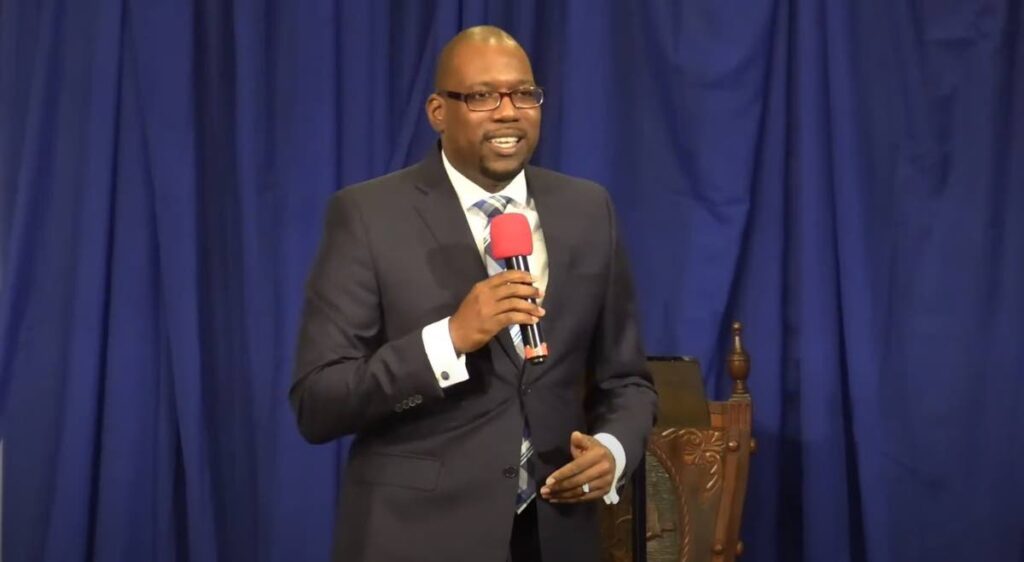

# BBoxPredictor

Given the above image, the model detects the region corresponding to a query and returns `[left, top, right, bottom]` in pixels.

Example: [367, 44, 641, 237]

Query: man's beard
[481, 157, 526, 184]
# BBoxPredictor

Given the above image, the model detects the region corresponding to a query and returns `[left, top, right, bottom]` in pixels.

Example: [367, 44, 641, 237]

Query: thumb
[570, 431, 589, 458]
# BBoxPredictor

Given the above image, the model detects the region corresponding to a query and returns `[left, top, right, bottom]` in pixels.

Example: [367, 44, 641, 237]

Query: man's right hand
[448, 270, 545, 355]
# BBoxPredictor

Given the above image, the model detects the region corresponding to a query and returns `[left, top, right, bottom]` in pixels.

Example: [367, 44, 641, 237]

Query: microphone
[490, 213, 548, 364]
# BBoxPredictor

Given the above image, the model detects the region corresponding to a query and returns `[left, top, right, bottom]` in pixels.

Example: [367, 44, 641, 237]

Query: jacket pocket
[348, 452, 442, 492]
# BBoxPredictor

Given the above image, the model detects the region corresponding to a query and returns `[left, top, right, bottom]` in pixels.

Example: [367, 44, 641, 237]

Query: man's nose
[492, 94, 519, 121]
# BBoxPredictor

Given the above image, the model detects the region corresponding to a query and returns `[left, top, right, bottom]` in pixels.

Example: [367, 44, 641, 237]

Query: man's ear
[426, 94, 445, 133]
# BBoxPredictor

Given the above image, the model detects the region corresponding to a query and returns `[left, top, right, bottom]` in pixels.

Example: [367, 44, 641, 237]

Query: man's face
[428, 42, 541, 190]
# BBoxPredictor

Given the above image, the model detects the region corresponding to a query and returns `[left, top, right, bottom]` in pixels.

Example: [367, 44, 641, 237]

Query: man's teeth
[489, 137, 520, 148]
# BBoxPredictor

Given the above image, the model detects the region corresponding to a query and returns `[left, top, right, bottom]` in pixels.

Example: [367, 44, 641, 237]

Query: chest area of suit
[368, 201, 609, 342]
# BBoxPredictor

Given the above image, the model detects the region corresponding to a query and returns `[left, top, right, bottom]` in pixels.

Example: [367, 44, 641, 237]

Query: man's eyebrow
[463, 80, 536, 90]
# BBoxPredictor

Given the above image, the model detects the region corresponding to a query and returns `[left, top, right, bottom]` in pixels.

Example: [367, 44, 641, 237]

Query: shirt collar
[441, 148, 528, 211]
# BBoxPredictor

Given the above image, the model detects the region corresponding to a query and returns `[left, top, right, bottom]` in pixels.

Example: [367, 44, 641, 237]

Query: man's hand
[448, 270, 544, 355]
[540, 431, 616, 503]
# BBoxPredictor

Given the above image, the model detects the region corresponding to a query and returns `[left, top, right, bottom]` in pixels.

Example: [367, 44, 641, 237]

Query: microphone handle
[505, 255, 548, 364]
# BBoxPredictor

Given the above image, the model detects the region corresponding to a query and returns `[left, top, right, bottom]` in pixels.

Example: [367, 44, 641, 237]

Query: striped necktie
[472, 195, 536, 513]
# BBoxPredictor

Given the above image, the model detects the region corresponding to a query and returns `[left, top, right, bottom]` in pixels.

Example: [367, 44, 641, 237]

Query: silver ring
[581, 482, 590, 494]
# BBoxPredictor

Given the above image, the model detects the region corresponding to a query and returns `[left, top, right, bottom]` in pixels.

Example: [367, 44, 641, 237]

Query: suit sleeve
[289, 191, 445, 444]
[586, 191, 658, 478]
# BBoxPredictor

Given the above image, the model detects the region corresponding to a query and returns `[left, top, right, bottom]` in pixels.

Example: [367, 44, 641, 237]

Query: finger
[570, 430, 591, 454]
[494, 312, 541, 329]
[545, 474, 614, 501]
[544, 451, 602, 487]
[485, 273, 545, 301]
[548, 470, 610, 501]
[490, 297, 544, 318]
[544, 471, 613, 500]
[546, 455, 614, 493]
[486, 270, 534, 286]
[544, 449, 611, 492]
[571, 431, 602, 459]
[493, 282, 543, 301]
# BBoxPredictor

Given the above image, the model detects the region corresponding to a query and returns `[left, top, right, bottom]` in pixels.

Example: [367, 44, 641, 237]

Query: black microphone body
[504, 255, 548, 364]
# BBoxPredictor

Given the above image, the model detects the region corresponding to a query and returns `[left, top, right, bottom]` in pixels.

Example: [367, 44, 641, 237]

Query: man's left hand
[540, 431, 616, 503]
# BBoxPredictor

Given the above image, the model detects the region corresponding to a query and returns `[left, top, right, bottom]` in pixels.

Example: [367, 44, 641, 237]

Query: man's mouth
[487, 136, 522, 149]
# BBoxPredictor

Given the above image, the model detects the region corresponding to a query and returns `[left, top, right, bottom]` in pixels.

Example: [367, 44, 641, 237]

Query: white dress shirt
[418, 149, 626, 504]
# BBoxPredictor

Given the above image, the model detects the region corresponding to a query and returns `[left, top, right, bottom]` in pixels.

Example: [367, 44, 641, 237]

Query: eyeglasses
[438, 87, 545, 111]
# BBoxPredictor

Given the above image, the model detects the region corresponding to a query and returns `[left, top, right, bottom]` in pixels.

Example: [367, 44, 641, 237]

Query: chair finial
[728, 322, 750, 396]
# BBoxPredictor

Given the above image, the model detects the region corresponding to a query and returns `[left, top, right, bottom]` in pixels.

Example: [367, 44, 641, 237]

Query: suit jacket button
[503, 466, 518, 479]
[440, 371, 450, 381]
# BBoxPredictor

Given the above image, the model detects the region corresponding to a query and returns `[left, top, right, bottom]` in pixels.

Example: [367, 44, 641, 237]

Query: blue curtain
[1, 1, 1021, 561]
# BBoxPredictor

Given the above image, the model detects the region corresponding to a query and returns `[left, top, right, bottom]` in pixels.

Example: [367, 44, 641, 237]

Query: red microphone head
[490, 213, 533, 259]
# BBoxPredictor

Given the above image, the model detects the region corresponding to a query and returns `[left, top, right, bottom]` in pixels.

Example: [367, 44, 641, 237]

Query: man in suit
[290, 26, 657, 561]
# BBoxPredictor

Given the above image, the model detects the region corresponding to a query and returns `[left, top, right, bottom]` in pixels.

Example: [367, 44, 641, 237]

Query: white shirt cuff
[593, 432, 627, 504]
[421, 317, 469, 388]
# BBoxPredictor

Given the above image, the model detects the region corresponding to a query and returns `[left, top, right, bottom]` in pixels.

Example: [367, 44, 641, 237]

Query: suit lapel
[410, 151, 523, 370]
[524, 167, 572, 383]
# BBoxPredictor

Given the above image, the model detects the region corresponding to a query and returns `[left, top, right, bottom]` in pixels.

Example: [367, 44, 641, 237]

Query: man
[290, 26, 656, 561]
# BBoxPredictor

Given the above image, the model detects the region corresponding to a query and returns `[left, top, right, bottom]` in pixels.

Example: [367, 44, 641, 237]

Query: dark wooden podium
[600, 322, 754, 562]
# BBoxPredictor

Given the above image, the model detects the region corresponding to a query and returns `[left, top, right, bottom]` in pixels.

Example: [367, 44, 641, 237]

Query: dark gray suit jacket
[291, 149, 657, 561]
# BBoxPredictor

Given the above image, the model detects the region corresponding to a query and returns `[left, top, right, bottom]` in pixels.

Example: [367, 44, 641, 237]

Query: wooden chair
[600, 322, 754, 562]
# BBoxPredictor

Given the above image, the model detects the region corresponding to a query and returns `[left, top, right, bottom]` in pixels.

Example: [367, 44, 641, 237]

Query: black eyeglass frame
[437, 87, 545, 111]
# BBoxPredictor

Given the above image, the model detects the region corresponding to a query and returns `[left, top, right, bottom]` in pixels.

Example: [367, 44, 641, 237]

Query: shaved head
[434, 26, 529, 90]
[426, 26, 541, 192]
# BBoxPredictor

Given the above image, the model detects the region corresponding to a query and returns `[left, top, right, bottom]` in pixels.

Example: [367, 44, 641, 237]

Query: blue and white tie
[473, 195, 536, 513]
